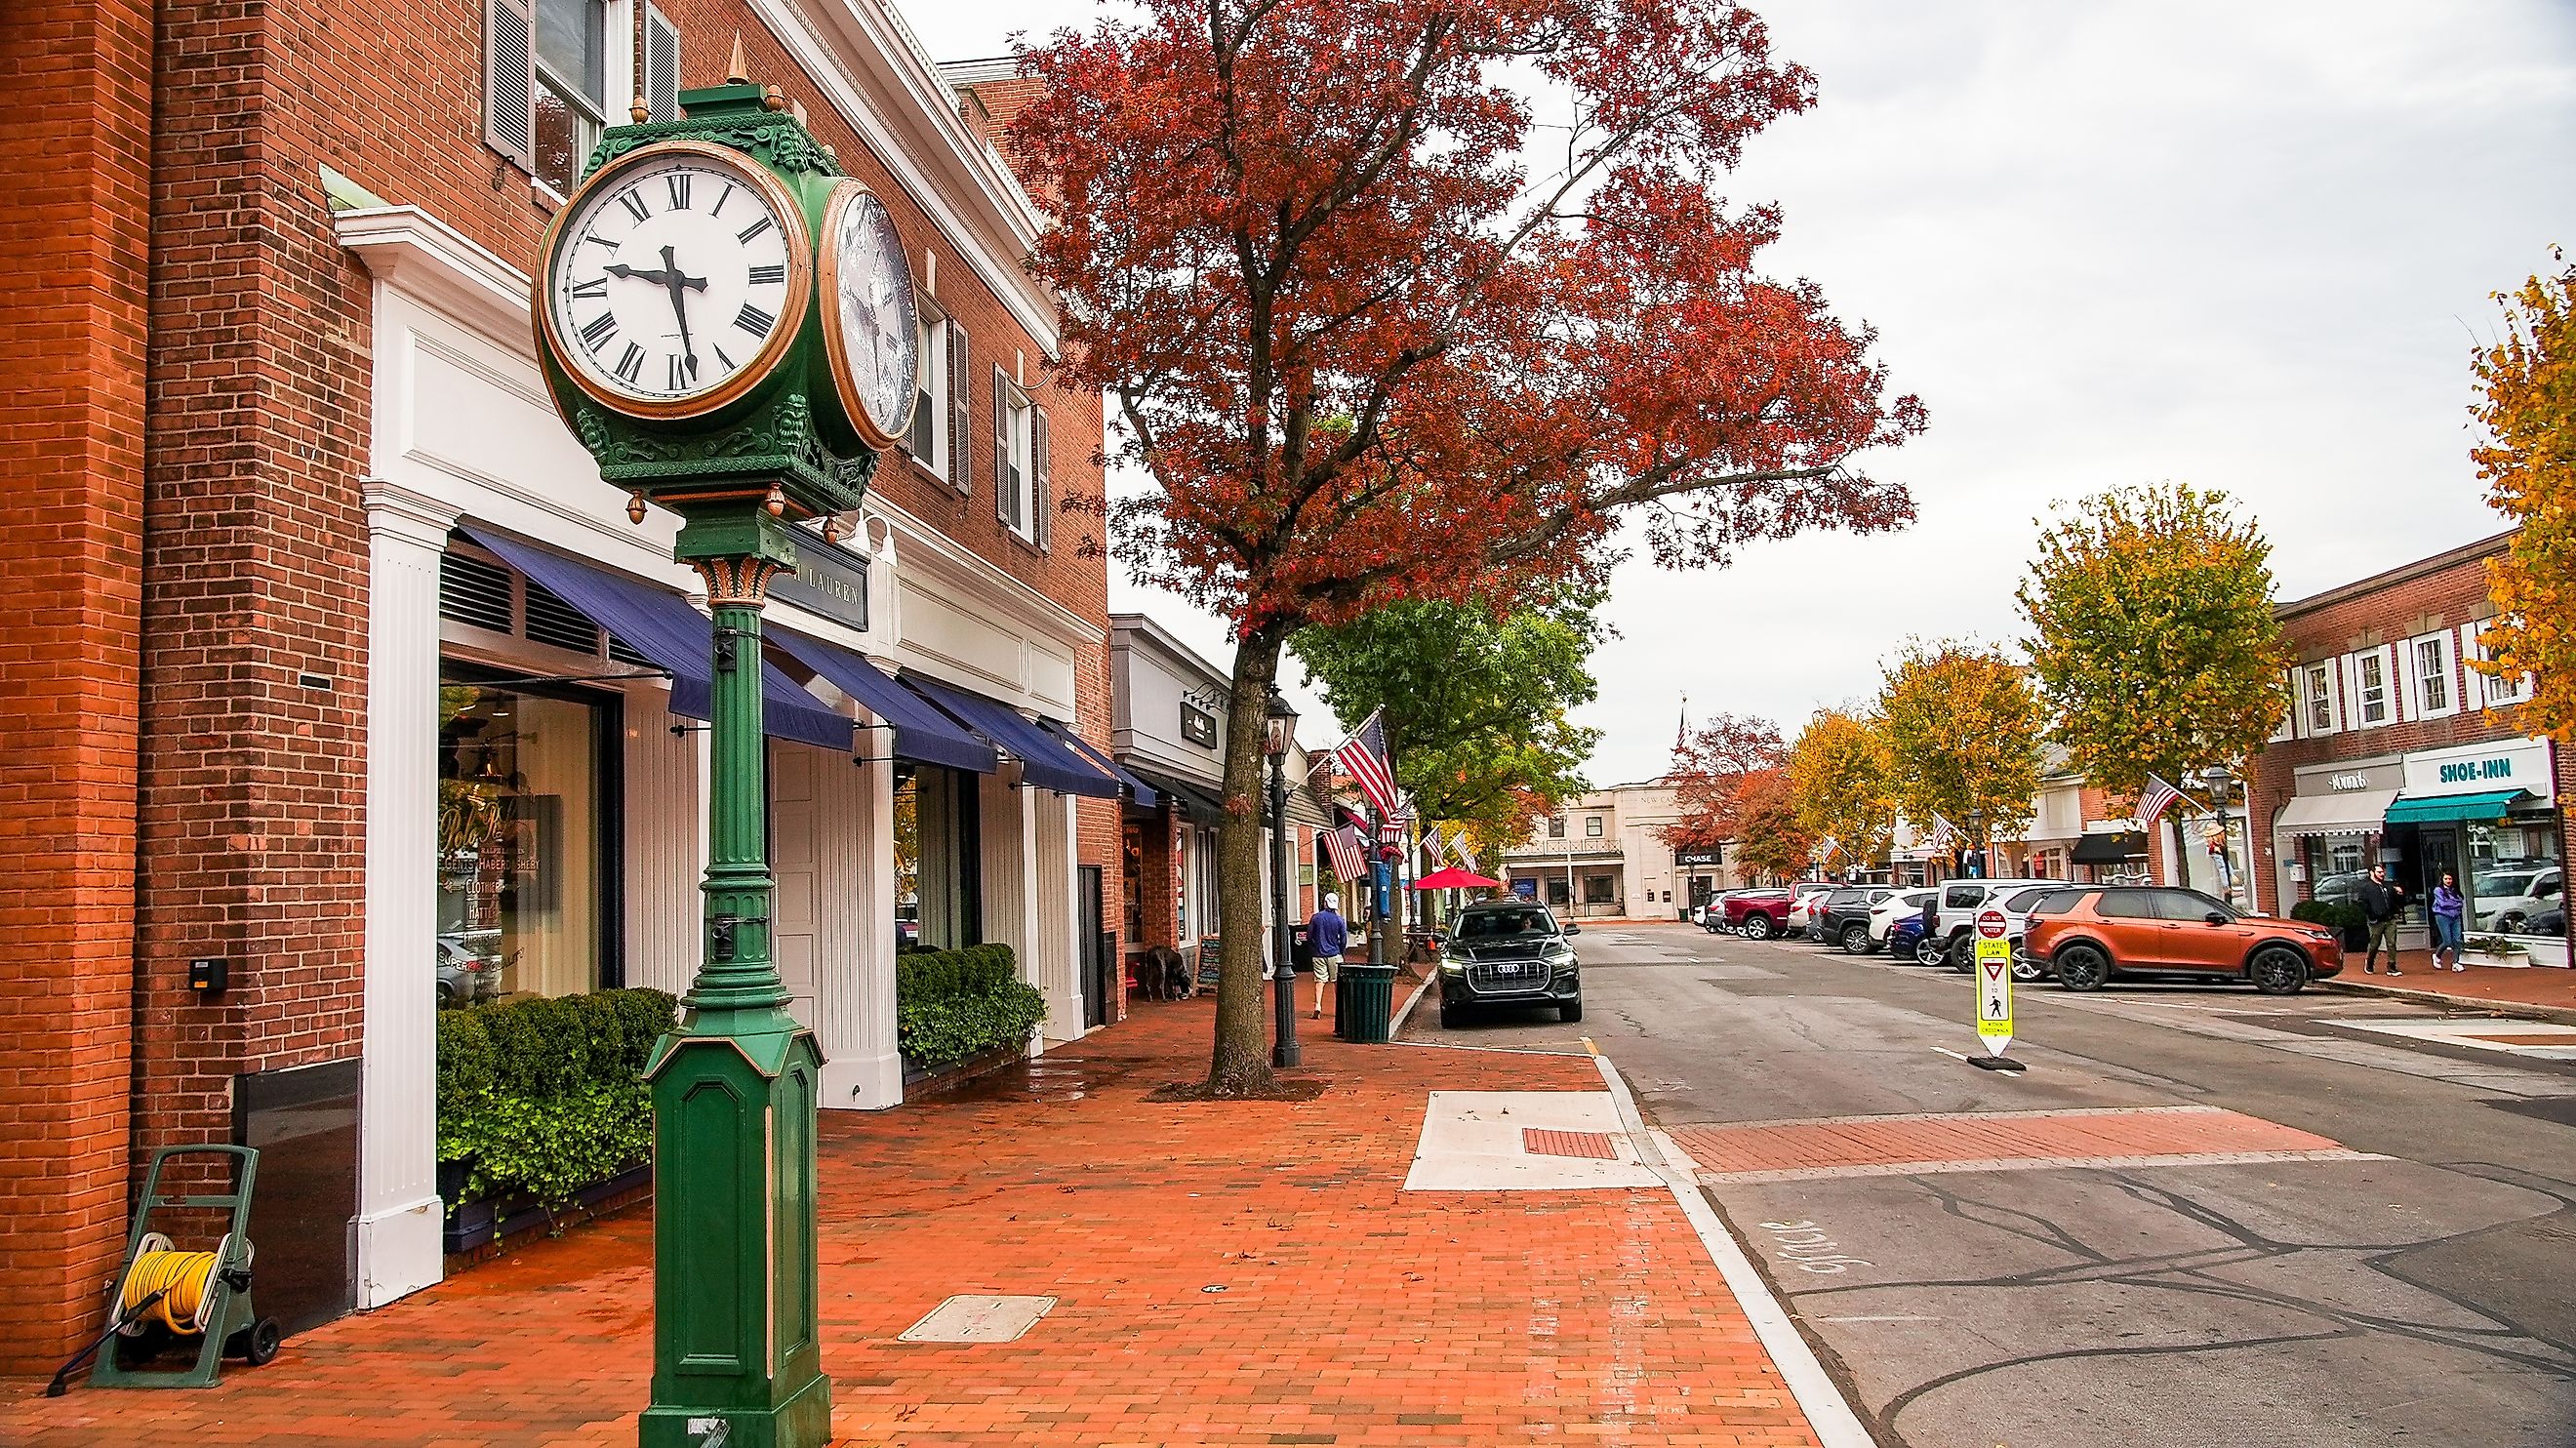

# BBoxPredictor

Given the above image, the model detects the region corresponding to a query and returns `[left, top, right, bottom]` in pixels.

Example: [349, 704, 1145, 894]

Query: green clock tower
[530, 47, 921, 1448]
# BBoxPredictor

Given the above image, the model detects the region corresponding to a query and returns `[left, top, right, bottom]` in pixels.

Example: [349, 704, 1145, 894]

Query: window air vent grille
[522, 578, 603, 655]
[440, 552, 514, 633]
[605, 633, 653, 669]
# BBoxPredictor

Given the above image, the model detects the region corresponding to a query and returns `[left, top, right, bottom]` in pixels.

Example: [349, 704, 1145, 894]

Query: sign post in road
[1971, 907, 2026, 1073]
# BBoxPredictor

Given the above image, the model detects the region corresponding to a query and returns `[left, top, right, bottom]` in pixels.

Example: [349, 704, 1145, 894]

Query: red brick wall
[0, 0, 154, 1365]
[2244, 538, 2541, 906]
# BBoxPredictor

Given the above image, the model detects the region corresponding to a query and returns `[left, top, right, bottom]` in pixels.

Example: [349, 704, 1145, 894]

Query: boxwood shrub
[435, 986, 677, 1209]
[2289, 899, 2367, 947]
[897, 943, 1045, 1069]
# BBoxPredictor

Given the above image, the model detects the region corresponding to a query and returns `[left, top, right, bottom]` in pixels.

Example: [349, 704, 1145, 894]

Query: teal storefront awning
[2384, 789, 2531, 825]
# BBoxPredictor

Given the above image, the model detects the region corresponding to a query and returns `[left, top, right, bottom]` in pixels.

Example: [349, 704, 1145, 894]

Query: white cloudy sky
[905, 0, 2576, 782]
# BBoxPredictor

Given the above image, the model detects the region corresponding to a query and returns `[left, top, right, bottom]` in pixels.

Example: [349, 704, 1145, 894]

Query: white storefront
[334, 31, 1102, 1310]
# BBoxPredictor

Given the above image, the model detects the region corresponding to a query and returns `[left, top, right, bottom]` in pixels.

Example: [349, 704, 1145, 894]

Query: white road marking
[1590, 1055, 1877, 1448]
[1401, 1091, 1663, 1190]
[1696, 1146, 2383, 1185]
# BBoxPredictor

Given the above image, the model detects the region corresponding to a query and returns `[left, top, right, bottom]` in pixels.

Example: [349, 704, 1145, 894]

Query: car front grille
[1467, 959, 1552, 992]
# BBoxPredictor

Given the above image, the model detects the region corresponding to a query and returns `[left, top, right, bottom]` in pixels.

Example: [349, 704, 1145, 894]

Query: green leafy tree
[2470, 251, 2576, 741]
[1788, 709, 1896, 871]
[1876, 641, 2043, 848]
[2016, 483, 2287, 872]
[1292, 592, 1603, 854]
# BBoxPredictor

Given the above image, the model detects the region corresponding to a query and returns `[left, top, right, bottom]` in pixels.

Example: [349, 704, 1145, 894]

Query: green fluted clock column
[638, 509, 829, 1448]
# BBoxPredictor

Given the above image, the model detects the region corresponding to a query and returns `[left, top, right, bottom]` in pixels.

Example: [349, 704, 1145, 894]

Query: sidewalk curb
[1586, 1042, 1878, 1448]
[2320, 977, 2576, 1026]
[1391, 970, 1437, 1036]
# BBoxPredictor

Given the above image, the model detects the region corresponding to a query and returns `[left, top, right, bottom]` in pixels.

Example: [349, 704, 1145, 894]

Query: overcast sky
[906, 0, 2576, 782]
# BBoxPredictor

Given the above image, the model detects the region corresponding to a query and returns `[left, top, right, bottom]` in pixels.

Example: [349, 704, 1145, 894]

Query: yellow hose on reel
[120, 1250, 221, 1335]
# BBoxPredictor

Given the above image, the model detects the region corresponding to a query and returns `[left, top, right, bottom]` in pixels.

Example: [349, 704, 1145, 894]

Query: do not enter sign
[1977, 908, 2008, 939]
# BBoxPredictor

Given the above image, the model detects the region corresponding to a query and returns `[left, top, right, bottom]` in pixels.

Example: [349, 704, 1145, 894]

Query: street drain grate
[899, 1294, 1057, 1343]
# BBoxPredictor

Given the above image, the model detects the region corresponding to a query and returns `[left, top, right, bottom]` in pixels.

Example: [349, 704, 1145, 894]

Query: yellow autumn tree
[1788, 709, 1897, 871]
[1875, 641, 2042, 847]
[2471, 250, 2576, 740]
[2017, 483, 2288, 825]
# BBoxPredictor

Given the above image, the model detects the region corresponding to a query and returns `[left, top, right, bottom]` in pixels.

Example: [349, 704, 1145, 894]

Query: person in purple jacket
[2431, 871, 2467, 972]
[1307, 893, 1348, 1020]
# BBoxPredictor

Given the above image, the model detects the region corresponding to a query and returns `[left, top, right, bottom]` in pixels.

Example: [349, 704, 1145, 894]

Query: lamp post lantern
[1264, 689, 1301, 1069]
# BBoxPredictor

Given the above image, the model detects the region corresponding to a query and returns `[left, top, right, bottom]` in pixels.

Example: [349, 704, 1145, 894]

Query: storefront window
[1582, 874, 1616, 905]
[436, 674, 616, 1006]
[2467, 822, 2561, 934]
[896, 765, 980, 949]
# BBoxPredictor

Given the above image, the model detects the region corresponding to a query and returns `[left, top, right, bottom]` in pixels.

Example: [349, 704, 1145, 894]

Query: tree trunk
[1209, 624, 1287, 1095]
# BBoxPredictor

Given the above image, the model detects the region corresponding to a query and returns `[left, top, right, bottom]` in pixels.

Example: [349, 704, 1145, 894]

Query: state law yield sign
[1974, 907, 2013, 1057]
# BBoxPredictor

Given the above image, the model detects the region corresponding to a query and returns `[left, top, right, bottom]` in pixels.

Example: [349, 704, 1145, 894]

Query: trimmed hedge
[897, 943, 1045, 1070]
[2289, 899, 2367, 947]
[436, 987, 677, 1210]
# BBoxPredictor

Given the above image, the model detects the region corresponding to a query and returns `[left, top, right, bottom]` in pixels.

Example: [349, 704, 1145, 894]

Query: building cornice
[757, 0, 1058, 352]
[2277, 529, 2517, 621]
[1109, 613, 1233, 697]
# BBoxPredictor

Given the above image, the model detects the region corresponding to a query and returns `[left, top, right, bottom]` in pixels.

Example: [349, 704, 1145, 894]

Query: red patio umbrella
[1413, 865, 1502, 890]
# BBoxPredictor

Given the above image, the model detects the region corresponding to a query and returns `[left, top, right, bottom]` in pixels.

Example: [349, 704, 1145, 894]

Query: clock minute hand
[659, 245, 706, 377]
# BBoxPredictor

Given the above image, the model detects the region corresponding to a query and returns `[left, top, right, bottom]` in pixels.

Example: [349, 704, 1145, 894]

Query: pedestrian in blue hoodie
[1307, 893, 1348, 1020]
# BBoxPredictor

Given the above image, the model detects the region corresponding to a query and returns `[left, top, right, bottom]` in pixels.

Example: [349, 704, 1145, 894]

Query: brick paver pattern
[1668, 1105, 2344, 1177]
[1521, 1129, 1620, 1160]
[4, 1003, 1821, 1448]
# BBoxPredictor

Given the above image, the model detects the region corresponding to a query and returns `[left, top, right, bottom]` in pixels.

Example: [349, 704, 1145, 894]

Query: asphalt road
[1403, 919, 2576, 1448]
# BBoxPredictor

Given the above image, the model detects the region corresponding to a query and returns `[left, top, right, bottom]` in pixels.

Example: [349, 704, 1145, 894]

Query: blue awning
[765, 626, 995, 775]
[899, 674, 1123, 799]
[1040, 719, 1156, 808]
[460, 527, 854, 753]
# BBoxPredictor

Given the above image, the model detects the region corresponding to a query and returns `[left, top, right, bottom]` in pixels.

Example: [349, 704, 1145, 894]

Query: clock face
[542, 143, 810, 417]
[818, 183, 919, 449]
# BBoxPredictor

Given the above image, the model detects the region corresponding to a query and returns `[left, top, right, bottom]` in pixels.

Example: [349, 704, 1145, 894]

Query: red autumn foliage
[1660, 711, 1785, 848]
[1007, 0, 1921, 1092]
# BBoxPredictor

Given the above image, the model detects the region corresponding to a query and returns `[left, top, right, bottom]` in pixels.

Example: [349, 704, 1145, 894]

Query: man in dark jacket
[2358, 865, 2408, 975]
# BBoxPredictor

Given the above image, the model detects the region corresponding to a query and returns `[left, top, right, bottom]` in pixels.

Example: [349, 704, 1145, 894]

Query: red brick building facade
[2245, 532, 2566, 952]
[1, 0, 1114, 1367]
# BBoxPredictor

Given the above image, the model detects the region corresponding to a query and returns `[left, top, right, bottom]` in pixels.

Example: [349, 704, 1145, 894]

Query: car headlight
[1440, 957, 1468, 973]
[1545, 947, 1576, 967]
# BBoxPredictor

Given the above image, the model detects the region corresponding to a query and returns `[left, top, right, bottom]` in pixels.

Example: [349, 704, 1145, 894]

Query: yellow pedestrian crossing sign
[1974, 908, 2012, 1057]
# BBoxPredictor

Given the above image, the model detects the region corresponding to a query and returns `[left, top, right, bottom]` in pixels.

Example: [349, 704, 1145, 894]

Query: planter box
[2519, 938, 2569, 969]
[441, 1161, 653, 1257]
[901, 1038, 1032, 1097]
[2461, 950, 2533, 970]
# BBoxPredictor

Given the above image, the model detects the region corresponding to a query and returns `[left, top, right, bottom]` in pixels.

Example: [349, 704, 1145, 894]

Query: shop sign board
[1974, 907, 2012, 1057]
[2401, 738, 2554, 803]
[768, 529, 870, 633]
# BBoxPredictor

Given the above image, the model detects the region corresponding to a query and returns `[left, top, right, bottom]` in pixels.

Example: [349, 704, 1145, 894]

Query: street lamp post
[1265, 689, 1301, 1069]
[2195, 765, 2242, 908]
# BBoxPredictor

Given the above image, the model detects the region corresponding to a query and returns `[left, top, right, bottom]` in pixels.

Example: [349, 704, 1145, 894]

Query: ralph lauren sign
[770, 532, 870, 634]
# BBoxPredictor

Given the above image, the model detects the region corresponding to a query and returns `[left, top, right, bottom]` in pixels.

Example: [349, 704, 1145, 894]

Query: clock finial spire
[725, 31, 750, 86]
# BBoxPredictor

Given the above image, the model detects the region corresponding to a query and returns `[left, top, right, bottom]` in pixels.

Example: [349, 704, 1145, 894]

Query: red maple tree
[1012, 0, 1923, 1093]
[1659, 711, 1786, 850]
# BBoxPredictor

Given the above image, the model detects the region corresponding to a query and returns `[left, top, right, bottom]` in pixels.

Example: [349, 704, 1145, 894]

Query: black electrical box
[188, 957, 228, 994]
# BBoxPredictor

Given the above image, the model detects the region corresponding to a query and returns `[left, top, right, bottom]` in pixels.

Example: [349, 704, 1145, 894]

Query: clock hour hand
[603, 261, 672, 286]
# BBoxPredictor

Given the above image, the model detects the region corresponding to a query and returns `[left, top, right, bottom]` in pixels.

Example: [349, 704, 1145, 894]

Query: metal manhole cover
[899, 1294, 1057, 1343]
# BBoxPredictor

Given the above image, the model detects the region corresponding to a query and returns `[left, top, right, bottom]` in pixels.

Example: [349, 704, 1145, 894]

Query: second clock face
[545, 146, 807, 413]
[820, 183, 919, 448]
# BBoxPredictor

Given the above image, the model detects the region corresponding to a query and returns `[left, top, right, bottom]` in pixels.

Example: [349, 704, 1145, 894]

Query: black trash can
[1337, 965, 1398, 1043]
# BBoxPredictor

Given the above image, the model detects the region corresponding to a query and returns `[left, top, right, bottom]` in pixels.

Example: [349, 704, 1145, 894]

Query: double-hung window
[2463, 621, 2534, 707]
[2300, 662, 2339, 737]
[2406, 630, 2457, 719]
[1585, 816, 1604, 838]
[990, 370, 1049, 544]
[906, 301, 949, 481]
[486, 0, 622, 196]
[2347, 647, 2393, 728]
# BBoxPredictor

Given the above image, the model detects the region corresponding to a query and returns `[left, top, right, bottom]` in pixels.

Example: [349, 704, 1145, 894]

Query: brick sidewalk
[2326, 948, 2576, 1019]
[4, 1001, 1822, 1447]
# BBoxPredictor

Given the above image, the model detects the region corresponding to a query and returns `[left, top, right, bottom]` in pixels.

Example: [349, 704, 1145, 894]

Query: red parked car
[2023, 885, 2345, 995]
[1722, 889, 1797, 940]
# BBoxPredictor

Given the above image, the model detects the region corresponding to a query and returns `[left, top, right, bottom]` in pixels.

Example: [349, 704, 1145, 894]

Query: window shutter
[484, 0, 536, 168]
[993, 367, 1012, 527]
[948, 323, 971, 493]
[644, 7, 681, 123]
[1032, 404, 1051, 549]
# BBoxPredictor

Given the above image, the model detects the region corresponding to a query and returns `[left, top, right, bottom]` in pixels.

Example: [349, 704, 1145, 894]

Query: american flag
[1923, 815, 1957, 852]
[1322, 824, 1369, 882]
[1333, 709, 1401, 819]
[1454, 837, 1478, 872]
[1422, 823, 1445, 864]
[1813, 835, 1840, 863]
[2137, 774, 2193, 831]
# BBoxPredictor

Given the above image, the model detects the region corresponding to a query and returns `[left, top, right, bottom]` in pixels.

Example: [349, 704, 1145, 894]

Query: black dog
[1137, 944, 1190, 1001]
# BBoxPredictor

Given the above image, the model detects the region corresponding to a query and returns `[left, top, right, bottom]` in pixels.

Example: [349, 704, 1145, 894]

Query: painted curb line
[1588, 1045, 1878, 1448]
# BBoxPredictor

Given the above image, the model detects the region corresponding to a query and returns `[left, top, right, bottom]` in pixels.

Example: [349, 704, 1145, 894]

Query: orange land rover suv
[2021, 886, 2345, 995]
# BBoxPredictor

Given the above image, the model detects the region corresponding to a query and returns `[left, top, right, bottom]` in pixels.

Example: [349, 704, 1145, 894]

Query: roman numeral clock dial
[817, 181, 919, 451]
[538, 141, 811, 419]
